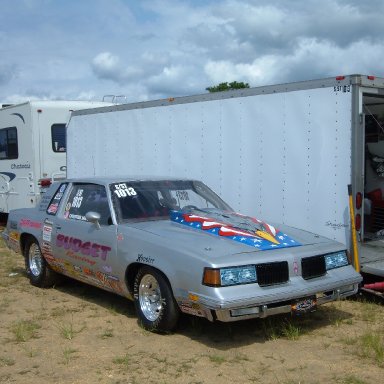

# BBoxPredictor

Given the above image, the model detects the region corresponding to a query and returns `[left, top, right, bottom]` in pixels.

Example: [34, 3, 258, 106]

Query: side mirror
[85, 211, 101, 229]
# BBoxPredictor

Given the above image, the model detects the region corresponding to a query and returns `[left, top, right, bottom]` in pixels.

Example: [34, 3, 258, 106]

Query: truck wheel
[133, 266, 179, 332]
[24, 238, 59, 288]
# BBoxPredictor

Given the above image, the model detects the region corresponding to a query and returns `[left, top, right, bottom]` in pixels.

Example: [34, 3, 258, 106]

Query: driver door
[51, 183, 118, 290]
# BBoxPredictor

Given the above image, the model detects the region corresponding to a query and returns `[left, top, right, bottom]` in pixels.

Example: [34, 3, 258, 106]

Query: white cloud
[1, 0, 384, 103]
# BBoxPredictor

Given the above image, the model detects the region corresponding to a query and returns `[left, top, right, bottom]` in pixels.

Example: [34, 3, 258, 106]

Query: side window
[46, 183, 68, 215]
[51, 124, 66, 152]
[0, 127, 18, 159]
[64, 184, 111, 225]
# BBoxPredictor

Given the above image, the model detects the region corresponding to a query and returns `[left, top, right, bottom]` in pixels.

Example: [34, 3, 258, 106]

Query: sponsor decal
[65, 251, 96, 266]
[56, 234, 112, 260]
[9, 231, 20, 241]
[170, 211, 301, 250]
[95, 271, 124, 293]
[82, 267, 94, 276]
[179, 302, 206, 317]
[20, 219, 42, 229]
[102, 265, 112, 273]
[136, 254, 154, 264]
[47, 203, 59, 214]
[42, 241, 53, 258]
[68, 213, 86, 221]
[43, 254, 66, 273]
[8, 231, 21, 252]
[43, 225, 53, 242]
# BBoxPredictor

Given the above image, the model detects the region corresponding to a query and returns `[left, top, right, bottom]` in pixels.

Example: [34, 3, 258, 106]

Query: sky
[1, 0, 384, 104]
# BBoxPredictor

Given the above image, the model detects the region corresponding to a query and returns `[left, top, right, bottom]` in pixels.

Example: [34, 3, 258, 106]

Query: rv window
[51, 124, 66, 152]
[0, 127, 18, 160]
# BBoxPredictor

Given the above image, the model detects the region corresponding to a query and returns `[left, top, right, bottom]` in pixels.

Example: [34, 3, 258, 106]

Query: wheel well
[125, 263, 174, 297]
[20, 233, 35, 256]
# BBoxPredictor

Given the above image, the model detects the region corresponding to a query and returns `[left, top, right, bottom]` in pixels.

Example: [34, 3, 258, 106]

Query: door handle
[55, 225, 61, 229]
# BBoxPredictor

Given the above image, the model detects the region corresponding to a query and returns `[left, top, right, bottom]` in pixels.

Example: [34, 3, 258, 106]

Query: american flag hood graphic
[170, 210, 302, 251]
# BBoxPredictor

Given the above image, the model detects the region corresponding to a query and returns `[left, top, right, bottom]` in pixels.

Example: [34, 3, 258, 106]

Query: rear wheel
[24, 238, 59, 287]
[133, 266, 179, 332]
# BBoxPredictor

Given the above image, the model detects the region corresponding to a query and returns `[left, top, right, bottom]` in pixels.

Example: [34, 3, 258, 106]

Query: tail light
[38, 178, 52, 187]
[355, 213, 361, 231]
[355, 192, 362, 210]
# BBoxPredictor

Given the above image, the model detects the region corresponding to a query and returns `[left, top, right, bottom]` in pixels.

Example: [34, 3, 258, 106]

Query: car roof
[60, 176, 196, 185]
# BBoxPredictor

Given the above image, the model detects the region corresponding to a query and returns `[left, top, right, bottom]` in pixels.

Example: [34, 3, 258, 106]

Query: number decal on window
[176, 190, 189, 201]
[72, 189, 84, 208]
[114, 184, 137, 198]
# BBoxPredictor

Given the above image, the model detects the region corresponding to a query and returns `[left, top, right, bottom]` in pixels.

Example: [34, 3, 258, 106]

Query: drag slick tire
[134, 266, 180, 332]
[24, 237, 59, 288]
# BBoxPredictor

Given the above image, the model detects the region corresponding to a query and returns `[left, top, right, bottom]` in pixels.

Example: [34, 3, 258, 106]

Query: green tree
[206, 81, 250, 93]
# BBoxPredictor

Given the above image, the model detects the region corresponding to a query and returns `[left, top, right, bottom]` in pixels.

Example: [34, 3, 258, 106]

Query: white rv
[66, 75, 384, 280]
[0, 100, 111, 221]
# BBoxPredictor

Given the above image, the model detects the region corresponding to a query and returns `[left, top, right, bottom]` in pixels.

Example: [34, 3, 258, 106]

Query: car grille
[256, 261, 289, 287]
[301, 255, 326, 280]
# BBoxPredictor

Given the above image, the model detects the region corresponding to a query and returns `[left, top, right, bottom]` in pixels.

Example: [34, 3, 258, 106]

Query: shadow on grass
[46, 275, 355, 349]
[175, 303, 355, 349]
[51, 277, 137, 319]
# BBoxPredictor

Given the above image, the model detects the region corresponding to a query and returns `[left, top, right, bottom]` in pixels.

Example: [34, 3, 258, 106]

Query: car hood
[123, 209, 334, 256]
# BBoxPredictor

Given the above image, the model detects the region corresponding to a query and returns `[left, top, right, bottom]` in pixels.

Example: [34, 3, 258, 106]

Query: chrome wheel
[29, 242, 43, 277]
[138, 274, 163, 322]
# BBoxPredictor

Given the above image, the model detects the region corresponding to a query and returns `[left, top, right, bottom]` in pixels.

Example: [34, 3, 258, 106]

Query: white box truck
[66, 74, 384, 281]
[0, 100, 111, 221]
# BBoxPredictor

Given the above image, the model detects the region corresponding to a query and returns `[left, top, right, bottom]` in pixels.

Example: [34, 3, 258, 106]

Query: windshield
[110, 180, 232, 222]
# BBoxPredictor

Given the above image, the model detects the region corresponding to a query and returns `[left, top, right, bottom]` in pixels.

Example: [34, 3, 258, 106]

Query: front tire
[24, 238, 59, 287]
[133, 266, 180, 332]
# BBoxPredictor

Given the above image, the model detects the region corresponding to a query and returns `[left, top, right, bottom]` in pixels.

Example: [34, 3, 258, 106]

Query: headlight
[203, 265, 257, 287]
[325, 251, 349, 270]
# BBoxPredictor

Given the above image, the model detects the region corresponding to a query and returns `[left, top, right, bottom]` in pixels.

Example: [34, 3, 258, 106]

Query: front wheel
[24, 238, 59, 288]
[133, 266, 180, 332]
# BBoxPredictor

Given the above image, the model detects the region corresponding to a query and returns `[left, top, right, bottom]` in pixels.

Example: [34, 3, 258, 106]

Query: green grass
[113, 353, 132, 367]
[0, 356, 15, 367]
[281, 320, 301, 340]
[62, 348, 78, 365]
[338, 375, 368, 384]
[359, 331, 384, 364]
[10, 319, 41, 342]
[207, 354, 227, 364]
[56, 318, 85, 340]
[100, 328, 114, 339]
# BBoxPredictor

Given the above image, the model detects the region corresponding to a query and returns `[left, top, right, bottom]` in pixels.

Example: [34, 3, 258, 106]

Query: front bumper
[213, 282, 359, 322]
[180, 268, 362, 322]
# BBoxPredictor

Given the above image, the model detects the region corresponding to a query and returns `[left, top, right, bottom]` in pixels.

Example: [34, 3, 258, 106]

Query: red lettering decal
[90, 243, 100, 258]
[72, 238, 82, 252]
[63, 236, 71, 250]
[81, 241, 91, 256]
[56, 234, 65, 247]
[100, 245, 112, 261]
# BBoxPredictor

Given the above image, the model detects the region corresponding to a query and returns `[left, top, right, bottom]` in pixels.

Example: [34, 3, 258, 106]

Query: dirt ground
[0, 239, 383, 384]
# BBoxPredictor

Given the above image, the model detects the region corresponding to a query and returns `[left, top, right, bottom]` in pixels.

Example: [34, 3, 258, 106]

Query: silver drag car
[3, 177, 362, 332]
